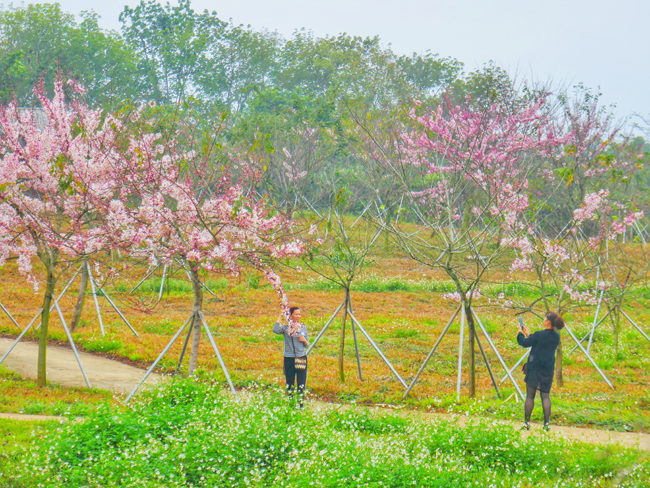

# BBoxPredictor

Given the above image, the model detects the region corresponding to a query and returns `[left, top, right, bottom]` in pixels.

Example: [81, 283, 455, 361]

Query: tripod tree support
[198, 311, 236, 394]
[1, 268, 84, 365]
[126, 313, 194, 402]
[499, 350, 530, 385]
[175, 324, 194, 376]
[567, 312, 611, 356]
[306, 297, 404, 387]
[456, 304, 466, 401]
[587, 289, 605, 353]
[620, 309, 650, 345]
[0, 302, 20, 328]
[305, 301, 345, 355]
[88, 265, 138, 337]
[472, 311, 525, 401]
[53, 299, 92, 388]
[87, 262, 105, 335]
[0, 312, 43, 365]
[474, 327, 500, 398]
[349, 300, 363, 382]
[129, 264, 160, 294]
[563, 324, 614, 389]
[404, 306, 508, 400]
[126, 311, 236, 402]
[35, 267, 83, 331]
[158, 265, 168, 302]
[347, 310, 408, 388]
[403, 306, 461, 399]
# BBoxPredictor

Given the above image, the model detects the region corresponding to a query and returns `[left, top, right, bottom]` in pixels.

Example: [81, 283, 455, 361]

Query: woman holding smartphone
[517, 311, 564, 431]
[273, 307, 309, 404]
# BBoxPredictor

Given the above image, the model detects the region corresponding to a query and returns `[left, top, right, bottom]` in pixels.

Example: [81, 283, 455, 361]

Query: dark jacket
[517, 329, 560, 372]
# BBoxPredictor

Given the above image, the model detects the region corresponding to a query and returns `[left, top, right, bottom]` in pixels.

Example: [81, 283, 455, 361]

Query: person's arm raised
[517, 329, 536, 348]
[273, 314, 288, 334]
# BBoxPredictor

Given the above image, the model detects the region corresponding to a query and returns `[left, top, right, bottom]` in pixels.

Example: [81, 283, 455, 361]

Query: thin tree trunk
[187, 264, 204, 376]
[37, 266, 56, 387]
[465, 303, 476, 398]
[70, 257, 89, 332]
[338, 290, 349, 383]
[614, 306, 620, 356]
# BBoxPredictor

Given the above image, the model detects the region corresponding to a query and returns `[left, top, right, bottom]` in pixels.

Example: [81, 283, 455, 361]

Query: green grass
[391, 328, 419, 339]
[0, 418, 59, 488]
[142, 318, 184, 335]
[290, 275, 650, 302]
[0, 365, 113, 417]
[81, 337, 122, 353]
[113, 277, 229, 295]
[408, 389, 650, 433]
[14, 378, 650, 487]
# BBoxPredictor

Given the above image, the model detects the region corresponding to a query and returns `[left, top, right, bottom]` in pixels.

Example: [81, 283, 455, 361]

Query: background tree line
[1, 0, 649, 228]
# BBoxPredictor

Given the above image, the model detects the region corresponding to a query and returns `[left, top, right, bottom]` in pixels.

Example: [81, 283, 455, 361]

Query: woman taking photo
[273, 307, 309, 404]
[517, 311, 565, 431]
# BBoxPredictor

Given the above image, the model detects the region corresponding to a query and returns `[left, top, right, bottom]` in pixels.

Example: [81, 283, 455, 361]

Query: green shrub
[16, 379, 649, 488]
[143, 319, 181, 335]
[392, 328, 419, 339]
[82, 338, 122, 353]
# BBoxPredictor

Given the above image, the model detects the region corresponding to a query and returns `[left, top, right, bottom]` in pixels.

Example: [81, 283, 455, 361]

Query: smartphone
[518, 317, 524, 330]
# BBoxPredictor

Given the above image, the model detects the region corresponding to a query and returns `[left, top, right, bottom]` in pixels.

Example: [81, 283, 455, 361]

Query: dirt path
[0, 338, 162, 394]
[388, 407, 650, 452]
[0, 413, 67, 422]
[2, 338, 648, 452]
[305, 401, 650, 452]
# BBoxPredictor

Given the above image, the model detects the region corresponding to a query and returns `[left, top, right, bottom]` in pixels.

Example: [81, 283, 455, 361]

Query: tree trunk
[37, 267, 56, 387]
[555, 337, 564, 387]
[465, 303, 476, 398]
[338, 290, 349, 383]
[70, 257, 89, 332]
[614, 307, 620, 356]
[187, 264, 204, 376]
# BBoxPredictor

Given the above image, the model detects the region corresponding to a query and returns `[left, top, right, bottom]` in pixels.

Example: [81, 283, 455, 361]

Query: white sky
[30, 0, 650, 125]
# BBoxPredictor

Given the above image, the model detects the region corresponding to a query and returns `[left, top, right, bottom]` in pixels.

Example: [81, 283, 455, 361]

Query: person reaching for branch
[273, 306, 309, 406]
[517, 311, 565, 431]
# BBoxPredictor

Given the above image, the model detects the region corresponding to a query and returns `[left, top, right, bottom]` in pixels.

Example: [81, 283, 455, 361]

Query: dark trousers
[283, 356, 308, 395]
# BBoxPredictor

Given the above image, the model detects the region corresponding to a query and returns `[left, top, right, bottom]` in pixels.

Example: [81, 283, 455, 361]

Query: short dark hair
[289, 307, 300, 316]
[545, 311, 565, 330]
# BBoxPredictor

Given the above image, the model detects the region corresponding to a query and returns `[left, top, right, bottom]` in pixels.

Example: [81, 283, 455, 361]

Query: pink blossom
[573, 190, 609, 223]
[443, 292, 462, 302]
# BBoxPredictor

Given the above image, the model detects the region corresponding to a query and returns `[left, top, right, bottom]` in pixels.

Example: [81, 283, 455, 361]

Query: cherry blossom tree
[494, 87, 646, 386]
[496, 189, 645, 386]
[366, 94, 565, 398]
[106, 112, 306, 376]
[0, 79, 125, 386]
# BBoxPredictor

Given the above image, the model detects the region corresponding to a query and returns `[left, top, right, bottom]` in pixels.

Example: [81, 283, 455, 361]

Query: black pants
[283, 356, 308, 394]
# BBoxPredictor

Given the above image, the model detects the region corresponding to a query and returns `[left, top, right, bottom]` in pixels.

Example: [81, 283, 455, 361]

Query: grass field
[2, 253, 650, 487]
[3, 379, 649, 488]
[1, 254, 649, 434]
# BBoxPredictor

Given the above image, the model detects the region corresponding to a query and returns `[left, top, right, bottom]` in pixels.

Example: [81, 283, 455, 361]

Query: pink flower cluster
[443, 289, 482, 302]
[573, 190, 609, 223]
[401, 96, 566, 232]
[0, 79, 126, 287]
[0, 79, 306, 305]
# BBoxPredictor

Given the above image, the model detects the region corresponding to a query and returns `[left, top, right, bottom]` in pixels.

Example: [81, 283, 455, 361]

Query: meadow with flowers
[3, 379, 650, 487]
[2, 2, 650, 485]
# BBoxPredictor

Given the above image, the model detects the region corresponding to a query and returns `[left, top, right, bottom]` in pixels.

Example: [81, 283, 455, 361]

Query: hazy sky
[34, 0, 650, 124]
